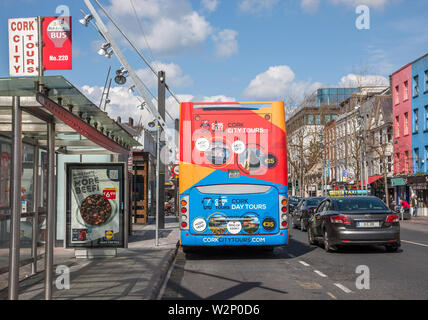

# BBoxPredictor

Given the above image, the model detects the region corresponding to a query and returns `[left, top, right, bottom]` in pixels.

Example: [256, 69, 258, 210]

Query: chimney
[117, 116, 121, 123]
[128, 117, 134, 127]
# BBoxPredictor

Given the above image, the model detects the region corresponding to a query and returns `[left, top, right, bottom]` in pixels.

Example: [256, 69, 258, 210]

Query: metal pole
[123, 163, 128, 248]
[8, 96, 22, 300]
[83, 0, 168, 132]
[158, 71, 165, 230]
[31, 146, 40, 275]
[45, 122, 55, 300]
[37, 16, 44, 78]
[155, 119, 160, 246]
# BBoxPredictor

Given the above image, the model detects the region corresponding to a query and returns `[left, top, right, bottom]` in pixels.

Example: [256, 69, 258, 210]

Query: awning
[357, 175, 384, 186]
[391, 177, 407, 187]
[0, 76, 141, 154]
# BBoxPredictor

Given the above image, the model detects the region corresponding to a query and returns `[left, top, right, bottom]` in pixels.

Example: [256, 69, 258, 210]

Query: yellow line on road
[327, 292, 337, 300]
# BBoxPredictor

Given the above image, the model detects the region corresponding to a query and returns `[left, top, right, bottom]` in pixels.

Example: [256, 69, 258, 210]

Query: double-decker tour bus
[178, 101, 289, 251]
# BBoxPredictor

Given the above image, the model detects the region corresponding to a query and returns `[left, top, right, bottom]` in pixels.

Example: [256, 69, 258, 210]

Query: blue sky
[1, 0, 428, 126]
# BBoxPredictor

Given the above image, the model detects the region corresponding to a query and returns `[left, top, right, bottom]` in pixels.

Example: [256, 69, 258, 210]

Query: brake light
[386, 215, 399, 223]
[279, 195, 289, 229]
[330, 215, 351, 224]
[180, 196, 190, 230]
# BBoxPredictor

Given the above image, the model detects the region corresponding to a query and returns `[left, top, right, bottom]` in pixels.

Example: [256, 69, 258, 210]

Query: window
[0, 141, 11, 208]
[395, 85, 400, 104]
[405, 151, 409, 173]
[425, 106, 428, 131]
[414, 148, 420, 172]
[335, 198, 387, 211]
[396, 153, 400, 173]
[395, 116, 400, 138]
[325, 115, 331, 123]
[413, 109, 419, 133]
[414, 75, 419, 97]
[404, 81, 409, 100]
[425, 70, 428, 92]
[308, 115, 314, 125]
[404, 112, 409, 135]
[315, 115, 321, 125]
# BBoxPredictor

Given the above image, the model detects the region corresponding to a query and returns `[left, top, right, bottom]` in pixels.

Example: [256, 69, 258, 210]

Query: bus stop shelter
[0, 75, 140, 300]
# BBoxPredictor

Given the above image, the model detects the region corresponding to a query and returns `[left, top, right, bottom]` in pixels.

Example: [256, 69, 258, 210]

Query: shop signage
[42, 16, 72, 70]
[8, 17, 40, 76]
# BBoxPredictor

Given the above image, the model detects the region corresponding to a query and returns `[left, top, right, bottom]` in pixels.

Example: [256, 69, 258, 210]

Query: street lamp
[114, 67, 128, 85]
[79, 14, 93, 27]
[97, 42, 111, 56]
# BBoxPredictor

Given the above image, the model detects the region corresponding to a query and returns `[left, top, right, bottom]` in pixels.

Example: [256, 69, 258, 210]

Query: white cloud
[243, 65, 322, 103]
[80, 85, 158, 130]
[106, 0, 213, 55]
[338, 73, 389, 87]
[201, 0, 219, 12]
[238, 0, 279, 13]
[136, 61, 193, 89]
[301, 0, 320, 13]
[213, 29, 239, 58]
[329, 0, 392, 10]
[301, 0, 396, 13]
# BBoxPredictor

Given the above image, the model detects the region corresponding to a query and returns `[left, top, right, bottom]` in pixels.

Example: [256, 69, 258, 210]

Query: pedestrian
[411, 195, 418, 217]
[401, 199, 410, 214]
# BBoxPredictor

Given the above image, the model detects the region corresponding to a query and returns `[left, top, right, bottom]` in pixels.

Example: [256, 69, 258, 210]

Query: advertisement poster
[66, 164, 124, 248]
[8, 17, 39, 76]
[42, 16, 72, 70]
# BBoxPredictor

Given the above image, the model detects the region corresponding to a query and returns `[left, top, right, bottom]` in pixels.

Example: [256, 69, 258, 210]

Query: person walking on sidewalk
[411, 195, 418, 217]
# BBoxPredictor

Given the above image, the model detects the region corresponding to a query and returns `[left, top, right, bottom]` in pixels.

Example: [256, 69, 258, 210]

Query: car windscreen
[289, 197, 301, 205]
[334, 198, 388, 212]
[306, 198, 324, 207]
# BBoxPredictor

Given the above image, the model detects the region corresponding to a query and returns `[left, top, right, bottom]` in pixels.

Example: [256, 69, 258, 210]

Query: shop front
[391, 176, 410, 204]
[408, 175, 428, 216]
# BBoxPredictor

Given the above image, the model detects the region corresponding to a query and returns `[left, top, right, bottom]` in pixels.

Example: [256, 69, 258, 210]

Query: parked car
[291, 197, 325, 231]
[289, 196, 302, 214]
[307, 196, 400, 253]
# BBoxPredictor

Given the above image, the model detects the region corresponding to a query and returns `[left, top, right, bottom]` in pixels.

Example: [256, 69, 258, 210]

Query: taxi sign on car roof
[328, 190, 369, 197]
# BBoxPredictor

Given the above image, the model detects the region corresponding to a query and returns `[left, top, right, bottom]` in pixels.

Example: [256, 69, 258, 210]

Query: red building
[391, 64, 413, 175]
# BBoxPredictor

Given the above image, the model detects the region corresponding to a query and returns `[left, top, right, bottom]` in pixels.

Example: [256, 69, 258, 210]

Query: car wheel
[385, 244, 399, 252]
[300, 219, 306, 232]
[323, 230, 336, 252]
[308, 227, 316, 245]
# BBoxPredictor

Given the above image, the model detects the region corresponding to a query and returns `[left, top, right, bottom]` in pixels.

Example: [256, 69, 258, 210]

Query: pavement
[400, 216, 428, 225]
[0, 215, 179, 300]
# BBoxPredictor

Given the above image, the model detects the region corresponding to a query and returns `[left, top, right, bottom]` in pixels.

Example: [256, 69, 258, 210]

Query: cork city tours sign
[8, 16, 72, 76]
[8, 17, 40, 76]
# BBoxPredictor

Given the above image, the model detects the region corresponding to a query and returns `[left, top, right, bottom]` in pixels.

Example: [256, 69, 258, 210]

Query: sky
[1, 0, 428, 133]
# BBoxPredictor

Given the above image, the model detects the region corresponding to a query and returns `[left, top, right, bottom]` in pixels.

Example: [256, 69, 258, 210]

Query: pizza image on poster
[67, 164, 123, 248]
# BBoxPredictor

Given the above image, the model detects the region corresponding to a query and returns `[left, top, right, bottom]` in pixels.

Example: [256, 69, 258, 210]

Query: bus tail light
[279, 195, 289, 229]
[180, 196, 189, 230]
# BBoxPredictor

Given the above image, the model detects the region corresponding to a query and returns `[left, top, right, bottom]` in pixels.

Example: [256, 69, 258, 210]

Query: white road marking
[314, 270, 328, 277]
[288, 253, 296, 258]
[299, 260, 310, 267]
[402, 240, 428, 248]
[334, 283, 353, 294]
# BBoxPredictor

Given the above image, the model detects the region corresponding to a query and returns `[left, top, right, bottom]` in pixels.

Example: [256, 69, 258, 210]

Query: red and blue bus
[179, 101, 289, 251]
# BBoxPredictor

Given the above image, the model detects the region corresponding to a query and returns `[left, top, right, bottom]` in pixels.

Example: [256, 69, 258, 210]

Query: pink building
[391, 64, 413, 176]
